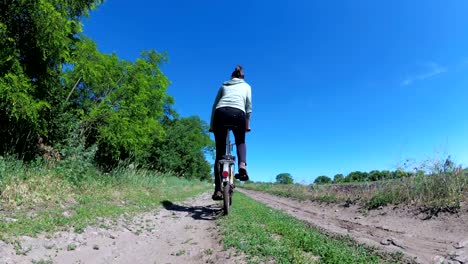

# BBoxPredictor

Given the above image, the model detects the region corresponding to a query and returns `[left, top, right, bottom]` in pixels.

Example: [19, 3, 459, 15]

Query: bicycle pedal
[234, 173, 249, 181]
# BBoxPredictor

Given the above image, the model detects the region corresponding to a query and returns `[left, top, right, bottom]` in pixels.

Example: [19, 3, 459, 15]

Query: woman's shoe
[212, 190, 223, 200]
[236, 163, 249, 181]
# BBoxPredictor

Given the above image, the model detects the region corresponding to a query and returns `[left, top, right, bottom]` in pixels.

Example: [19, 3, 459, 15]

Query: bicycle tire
[230, 168, 234, 206]
[223, 183, 230, 215]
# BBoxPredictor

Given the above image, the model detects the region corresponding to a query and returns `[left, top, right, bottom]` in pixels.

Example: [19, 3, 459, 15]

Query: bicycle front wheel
[223, 183, 230, 215]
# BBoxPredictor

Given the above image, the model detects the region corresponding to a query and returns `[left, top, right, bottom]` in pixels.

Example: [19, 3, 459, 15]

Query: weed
[12, 239, 22, 255]
[390, 251, 405, 262]
[366, 192, 395, 209]
[316, 193, 338, 203]
[31, 258, 54, 264]
[31, 259, 53, 264]
[175, 249, 186, 256]
[67, 243, 77, 251]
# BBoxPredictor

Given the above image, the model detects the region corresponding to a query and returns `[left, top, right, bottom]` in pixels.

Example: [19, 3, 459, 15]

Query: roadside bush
[53, 126, 99, 184]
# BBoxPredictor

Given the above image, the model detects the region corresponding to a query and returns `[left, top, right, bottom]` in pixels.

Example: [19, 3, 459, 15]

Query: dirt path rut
[239, 189, 468, 264]
[0, 193, 244, 264]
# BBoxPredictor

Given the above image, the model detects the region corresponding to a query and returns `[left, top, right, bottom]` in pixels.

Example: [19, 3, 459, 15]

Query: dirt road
[0, 193, 244, 264]
[239, 189, 468, 264]
[2, 189, 467, 264]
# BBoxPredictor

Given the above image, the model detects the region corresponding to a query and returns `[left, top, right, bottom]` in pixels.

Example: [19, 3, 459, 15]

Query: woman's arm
[209, 87, 223, 131]
[245, 85, 252, 131]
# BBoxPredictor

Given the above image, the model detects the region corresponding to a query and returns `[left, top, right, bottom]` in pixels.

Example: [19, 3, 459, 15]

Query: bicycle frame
[217, 128, 236, 215]
[218, 129, 236, 185]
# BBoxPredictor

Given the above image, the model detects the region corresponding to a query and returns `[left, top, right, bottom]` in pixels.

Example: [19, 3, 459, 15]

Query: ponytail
[231, 65, 244, 79]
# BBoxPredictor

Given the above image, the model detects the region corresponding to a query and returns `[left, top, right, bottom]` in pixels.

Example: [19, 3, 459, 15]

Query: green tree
[333, 174, 344, 183]
[276, 173, 294, 184]
[148, 116, 214, 180]
[368, 170, 382, 181]
[346, 171, 369, 182]
[314, 175, 332, 185]
[64, 37, 171, 167]
[0, 0, 103, 158]
[391, 170, 407, 179]
[380, 170, 392, 180]
[0, 0, 215, 178]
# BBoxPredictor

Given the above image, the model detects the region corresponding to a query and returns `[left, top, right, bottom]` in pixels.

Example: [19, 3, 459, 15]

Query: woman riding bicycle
[210, 65, 252, 201]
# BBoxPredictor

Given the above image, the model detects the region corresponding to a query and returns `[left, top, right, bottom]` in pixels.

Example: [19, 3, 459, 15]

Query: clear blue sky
[83, 0, 468, 184]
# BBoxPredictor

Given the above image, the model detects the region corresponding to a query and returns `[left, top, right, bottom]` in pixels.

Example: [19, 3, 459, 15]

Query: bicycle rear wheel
[223, 183, 230, 215]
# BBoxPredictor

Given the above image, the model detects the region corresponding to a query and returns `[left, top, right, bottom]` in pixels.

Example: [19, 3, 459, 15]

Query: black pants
[213, 107, 246, 191]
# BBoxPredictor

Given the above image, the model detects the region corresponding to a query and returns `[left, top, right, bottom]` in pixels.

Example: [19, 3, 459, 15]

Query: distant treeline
[0, 1, 213, 180]
[314, 171, 413, 184]
[314, 157, 466, 184]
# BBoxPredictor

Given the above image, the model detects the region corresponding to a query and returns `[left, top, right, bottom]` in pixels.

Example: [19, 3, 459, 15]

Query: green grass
[218, 193, 393, 264]
[31, 259, 53, 264]
[0, 158, 210, 237]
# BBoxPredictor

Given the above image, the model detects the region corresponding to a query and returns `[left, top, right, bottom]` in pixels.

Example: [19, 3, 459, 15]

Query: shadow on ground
[161, 200, 223, 221]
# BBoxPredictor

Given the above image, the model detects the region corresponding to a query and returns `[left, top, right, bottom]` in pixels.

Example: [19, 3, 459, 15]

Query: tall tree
[346, 171, 369, 182]
[333, 174, 344, 183]
[148, 116, 213, 180]
[64, 38, 171, 167]
[0, 0, 103, 158]
[276, 173, 294, 184]
[368, 170, 382, 181]
[314, 175, 332, 185]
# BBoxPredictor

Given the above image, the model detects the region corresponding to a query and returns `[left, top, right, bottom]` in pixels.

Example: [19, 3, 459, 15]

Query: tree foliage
[320, 169, 416, 184]
[64, 37, 171, 167]
[0, 0, 103, 158]
[0, 0, 215, 181]
[314, 175, 332, 185]
[276, 173, 294, 184]
[148, 116, 213, 180]
[333, 174, 344, 183]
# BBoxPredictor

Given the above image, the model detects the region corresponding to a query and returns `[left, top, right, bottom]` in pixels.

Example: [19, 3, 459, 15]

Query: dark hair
[231, 65, 244, 79]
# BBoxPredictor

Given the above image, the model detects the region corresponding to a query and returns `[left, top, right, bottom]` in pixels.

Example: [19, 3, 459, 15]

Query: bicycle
[217, 125, 237, 215]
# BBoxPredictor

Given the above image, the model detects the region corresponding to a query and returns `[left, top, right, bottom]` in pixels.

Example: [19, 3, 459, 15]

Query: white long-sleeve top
[210, 78, 252, 128]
